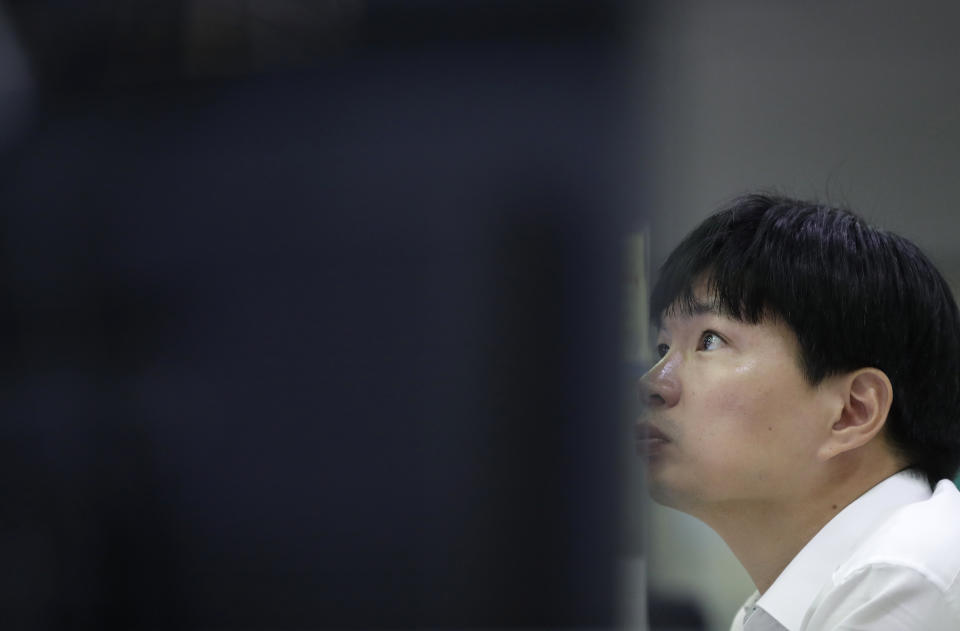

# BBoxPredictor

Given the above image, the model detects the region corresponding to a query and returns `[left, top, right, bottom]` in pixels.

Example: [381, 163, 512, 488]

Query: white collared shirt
[729, 470, 960, 631]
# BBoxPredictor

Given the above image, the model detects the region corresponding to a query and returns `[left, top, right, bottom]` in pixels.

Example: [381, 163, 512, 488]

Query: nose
[638, 355, 680, 409]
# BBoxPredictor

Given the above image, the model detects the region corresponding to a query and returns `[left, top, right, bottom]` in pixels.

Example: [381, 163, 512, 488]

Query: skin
[638, 294, 905, 593]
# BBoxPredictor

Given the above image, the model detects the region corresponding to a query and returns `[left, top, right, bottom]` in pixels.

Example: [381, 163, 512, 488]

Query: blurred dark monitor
[0, 2, 636, 628]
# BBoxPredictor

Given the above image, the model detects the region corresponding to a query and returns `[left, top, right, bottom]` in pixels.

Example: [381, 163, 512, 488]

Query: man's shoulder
[835, 479, 960, 590]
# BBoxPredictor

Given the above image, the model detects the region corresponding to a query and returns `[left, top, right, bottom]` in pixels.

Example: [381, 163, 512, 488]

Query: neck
[692, 457, 905, 594]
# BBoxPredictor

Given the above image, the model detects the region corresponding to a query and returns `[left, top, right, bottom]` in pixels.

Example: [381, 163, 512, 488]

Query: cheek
[698, 378, 817, 466]
[692, 375, 799, 448]
[678, 390, 757, 476]
[703, 382, 770, 429]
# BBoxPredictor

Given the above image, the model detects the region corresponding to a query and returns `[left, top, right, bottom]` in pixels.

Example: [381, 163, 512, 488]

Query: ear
[817, 368, 893, 461]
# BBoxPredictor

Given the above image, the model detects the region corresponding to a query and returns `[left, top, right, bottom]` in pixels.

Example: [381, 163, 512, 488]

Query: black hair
[650, 193, 960, 487]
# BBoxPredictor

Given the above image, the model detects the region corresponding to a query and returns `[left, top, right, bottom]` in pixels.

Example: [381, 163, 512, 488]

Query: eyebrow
[659, 300, 724, 330]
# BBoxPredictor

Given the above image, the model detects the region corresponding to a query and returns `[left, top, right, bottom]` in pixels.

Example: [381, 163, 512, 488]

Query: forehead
[657, 280, 728, 328]
[655, 272, 781, 330]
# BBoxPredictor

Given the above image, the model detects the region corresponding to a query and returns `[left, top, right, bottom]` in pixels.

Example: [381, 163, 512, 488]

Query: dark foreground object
[0, 3, 633, 627]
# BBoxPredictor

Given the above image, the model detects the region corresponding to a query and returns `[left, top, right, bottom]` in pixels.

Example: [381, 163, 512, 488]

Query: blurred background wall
[630, 1, 960, 630]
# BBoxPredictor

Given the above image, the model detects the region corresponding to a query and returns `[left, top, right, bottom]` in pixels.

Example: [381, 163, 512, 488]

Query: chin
[645, 474, 684, 509]
[645, 470, 710, 514]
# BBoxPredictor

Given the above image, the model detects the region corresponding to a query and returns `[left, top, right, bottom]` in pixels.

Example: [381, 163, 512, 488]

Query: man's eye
[656, 343, 669, 358]
[698, 331, 724, 351]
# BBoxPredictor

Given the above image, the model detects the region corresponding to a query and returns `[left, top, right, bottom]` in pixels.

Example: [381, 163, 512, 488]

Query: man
[638, 194, 960, 630]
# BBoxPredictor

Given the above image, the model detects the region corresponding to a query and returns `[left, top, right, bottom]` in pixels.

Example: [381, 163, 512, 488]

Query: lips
[636, 421, 671, 456]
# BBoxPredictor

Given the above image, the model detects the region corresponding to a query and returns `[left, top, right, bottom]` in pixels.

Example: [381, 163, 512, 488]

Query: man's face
[638, 296, 836, 513]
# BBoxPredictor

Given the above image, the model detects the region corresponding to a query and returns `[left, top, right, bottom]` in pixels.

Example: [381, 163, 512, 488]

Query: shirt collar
[754, 469, 932, 631]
